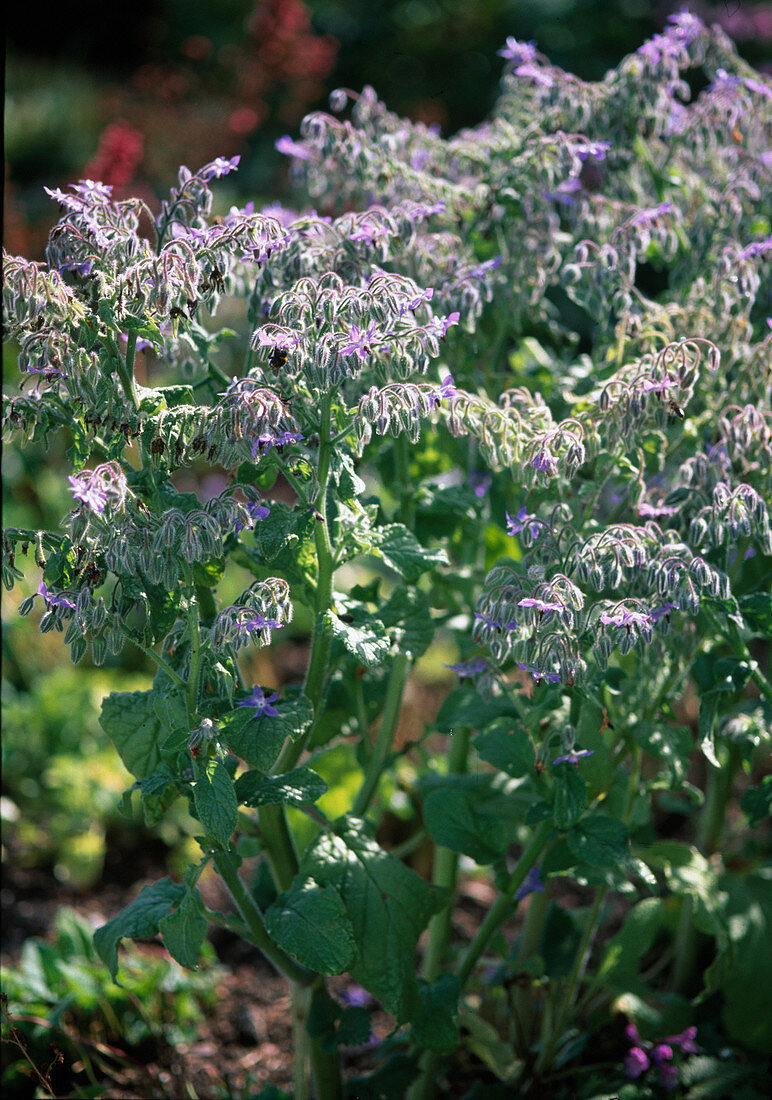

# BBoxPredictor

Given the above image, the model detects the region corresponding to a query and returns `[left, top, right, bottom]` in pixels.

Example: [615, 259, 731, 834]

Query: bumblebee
[270, 347, 288, 373]
[667, 399, 685, 420]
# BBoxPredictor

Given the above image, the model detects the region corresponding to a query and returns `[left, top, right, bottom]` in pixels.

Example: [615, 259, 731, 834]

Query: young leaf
[566, 816, 629, 869]
[325, 608, 391, 668]
[100, 690, 175, 780]
[220, 694, 314, 770]
[552, 766, 587, 830]
[369, 523, 449, 581]
[94, 878, 185, 980]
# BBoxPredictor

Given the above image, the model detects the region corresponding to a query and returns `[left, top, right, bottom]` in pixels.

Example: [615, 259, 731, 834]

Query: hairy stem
[352, 652, 410, 817]
[212, 850, 313, 986]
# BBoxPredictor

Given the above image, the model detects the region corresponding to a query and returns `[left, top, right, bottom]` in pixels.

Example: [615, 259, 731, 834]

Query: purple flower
[497, 37, 537, 65]
[517, 597, 562, 615]
[474, 612, 518, 631]
[506, 508, 540, 539]
[658, 1063, 679, 1090]
[514, 63, 553, 87]
[544, 177, 582, 205]
[405, 201, 445, 220]
[67, 474, 108, 514]
[573, 140, 610, 162]
[652, 1044, 673, 1064]
[235, 686, 280, 716]
[243, 615, 284, 635]
[200, 155, 241, 181]
[276, 135, 314, 161]
[516, 866, 545, 901]
[37, 580, 77, 610]
[429, 374, 457, 408]
[468, 472, 492, 498]
[553, 747, 595, 766]
[625, 1047, 650, 1079]
[338, 984, 371, 1008]
[665, 1026, 697, 1054]
[628, 202, 674, 228]
[119, 333, 154, 353]
[598, 608, 652, 629]
[251, 431, 304, 458]
[233, 501, 270, 536]
[349, 223, 392, 245]
[340, 322, 383, 360]
[649, 602, 679, 623]
[445, 659, 488, 678]
[739, 235, 772, 259]
[531, 448, 558, 475]
[427, 312, 461, 339]
[517, 661, 560, 684]
[256, 328, 302, 350]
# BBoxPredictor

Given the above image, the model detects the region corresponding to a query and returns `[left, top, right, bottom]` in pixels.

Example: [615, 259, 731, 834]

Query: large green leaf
[378, 587, 434, 658]
[325, 608, 391, 668]
[716, 870, 772, 1054]
[94, 878, 185, 980]
[193, 758, 239, 847]
[234, 766, 328, 807]
[566, 816, 629, 869]
[369, 523, 449, 581]
[220, 694, 314, 770]
[296, 817, 447, 1021]
[474, 719, 533, 777]
[596, 897, 664, 990]
[265, 877, 356, 975]
[423, 777, 510, 864]
[633, 720, 693, 785]
[159, 887, 208, 970]
[100, 690, 173, 781]
[552, 766, 587, 830]
[410, 974, 460, 1053]
[435, 686, 519, 733]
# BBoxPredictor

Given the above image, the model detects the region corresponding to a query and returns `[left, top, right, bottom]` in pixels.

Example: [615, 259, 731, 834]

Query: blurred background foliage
[2, 0, 772, 969]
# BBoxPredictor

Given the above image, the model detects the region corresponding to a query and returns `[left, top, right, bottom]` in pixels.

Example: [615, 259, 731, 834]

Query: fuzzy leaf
[296, 817, 447, 1021]
[193, 758, 239, 847]
[234, 766, 328, 807]
[424, 778, 509, 864]
[94, 878, 185, 980]
[566, 816, 629, 869]
[325, 608, 391, 668]
[378, 586, 434, 657]
[475, 720, 533, 777]
[159, 888, 208, 970]
[552, 766, 587, 829]
[410, 974, 460, 1053]
[100, 690, 173, 781]
[265, 878, 356, 975]
[220, 694, 314, 770]
[369, 523, 449, 581]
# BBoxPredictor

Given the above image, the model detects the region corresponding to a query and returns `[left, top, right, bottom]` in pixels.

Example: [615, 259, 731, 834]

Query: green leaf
[157, 384, 194, 408]
[633, 720, 693, 784]
[410, 974, 460, 1053]
[715, 870, 772, 1054]
[475, 719, 533, 777]
[234, 766, 328, 807]
[100, 690, 175, 780]
[566, 816, 629, 869]
[378, 587, 434, 658]
[643, 841, 727, 943]
[296, 817, 447, 1021]
[159, 888, 208, 969]
[193, 759, 238, 847]
[265, 878, 356, 975]
[325, 608, 391, 668]
[740, 777, 772, 827]
[435, 686, 519, 733]
[423, 777, 510, 864]
[739, 591, 772, 635]
[596, 897, 664, 989]
[698, 694, 720, 767]
[346, 1054, 419, 1100]
[369, 523, 449, 581]
[255, 501, 302, 561]
[552, 767, 587, 829]
[94, 878, 185, 980]
[220, 694, 314, 770]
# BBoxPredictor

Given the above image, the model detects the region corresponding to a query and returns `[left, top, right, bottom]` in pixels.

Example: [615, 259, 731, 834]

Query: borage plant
[3, 12, 771, 1099]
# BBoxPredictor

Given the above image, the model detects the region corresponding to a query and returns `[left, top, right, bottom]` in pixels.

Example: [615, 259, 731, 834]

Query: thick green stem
[107, 331, 140, 411]
[511, 880, 550, 1055]
[212, 850, 312, 985]
[185, 591, 203, 724]
[352, 653, 410, 817]
[535, 885, 608, 1076]
[457, 820, 553, 988]
[671, 743, 740, 994]
[257, 804, 299, 891]
[276, 393, 336, 775]
[421, 728, 471, 982]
